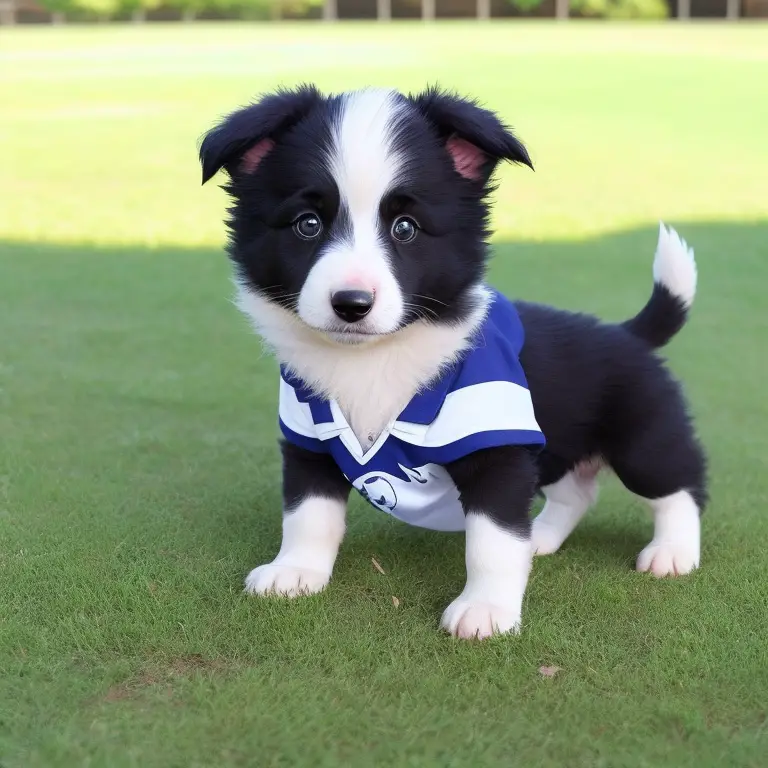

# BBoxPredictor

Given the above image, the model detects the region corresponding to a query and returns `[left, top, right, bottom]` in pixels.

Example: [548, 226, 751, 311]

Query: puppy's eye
[293, 213, 322, 240]
[391, 216, 418, 243]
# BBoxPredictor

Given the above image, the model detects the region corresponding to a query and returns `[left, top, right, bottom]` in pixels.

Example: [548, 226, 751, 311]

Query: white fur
[236, 283, 490, 446]
[440, 514, 532, 639]
[653, 222, 697, 309]
[636, 490, 700, 577]
[298, 89, 406, 337]
[532, 468, 600, 555]
[244, 496, 346, 597]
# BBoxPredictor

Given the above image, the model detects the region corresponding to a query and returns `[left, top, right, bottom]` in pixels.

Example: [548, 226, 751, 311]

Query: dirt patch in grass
[100, 654, 231, 704]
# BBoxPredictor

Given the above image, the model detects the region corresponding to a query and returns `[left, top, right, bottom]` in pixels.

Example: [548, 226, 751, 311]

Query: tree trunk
[726, 0, 740, 17]
[182, 7, 196, 21]
[555, 0, 569, 18]
[52, 10, 65, 23]
[132, 8, 146, 22]
[323, 0, 337, 20]
[377, 0, 391, 20]
[476, 0, 490, 19]
[422, 0, 435, 20]
[677, 0, 690, 18]
[0, 0, 17, 25]
[272, 0, 282, 19]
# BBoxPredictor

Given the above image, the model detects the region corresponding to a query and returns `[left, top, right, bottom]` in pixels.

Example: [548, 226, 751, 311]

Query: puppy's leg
[636, 490, 701, 577]
[441, 446, 537, 640]
[609, 420, 706, 578]
[245, 441, 350, 597]
[531, 461, 600, 555]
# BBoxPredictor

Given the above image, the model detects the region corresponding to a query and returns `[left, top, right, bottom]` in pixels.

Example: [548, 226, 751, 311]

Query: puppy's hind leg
[636, 490, 701, 577]
[531, 461, 600, 556]
[608, 419, 706, 577]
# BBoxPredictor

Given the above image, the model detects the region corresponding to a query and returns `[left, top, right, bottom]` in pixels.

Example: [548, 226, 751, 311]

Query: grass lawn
[1, 20, 768, 767]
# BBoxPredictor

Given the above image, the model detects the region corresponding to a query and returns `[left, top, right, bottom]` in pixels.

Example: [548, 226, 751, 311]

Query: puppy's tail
[622, 223, 697, 348]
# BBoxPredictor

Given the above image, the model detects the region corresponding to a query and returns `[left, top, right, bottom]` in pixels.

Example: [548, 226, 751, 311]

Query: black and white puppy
[199, 86, 707, 640]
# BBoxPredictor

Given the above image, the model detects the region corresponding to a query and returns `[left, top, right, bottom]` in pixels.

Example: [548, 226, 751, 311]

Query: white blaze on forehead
[328, 88, 406, 233]
[297, 89, 407, 336]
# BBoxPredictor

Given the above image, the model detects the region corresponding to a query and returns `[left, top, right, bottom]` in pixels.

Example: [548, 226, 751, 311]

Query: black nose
[331, 290, 374, 323]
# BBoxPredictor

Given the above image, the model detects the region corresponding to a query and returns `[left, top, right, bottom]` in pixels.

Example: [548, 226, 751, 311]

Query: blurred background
[1, 8, 767, 768]
[2, 0, 768, 23]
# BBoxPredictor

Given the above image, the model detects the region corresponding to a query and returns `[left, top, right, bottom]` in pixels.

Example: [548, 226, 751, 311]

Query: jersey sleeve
[278, 375, 328, 454]
[406, 378, 545, 465]
[392, 294, 546, 465]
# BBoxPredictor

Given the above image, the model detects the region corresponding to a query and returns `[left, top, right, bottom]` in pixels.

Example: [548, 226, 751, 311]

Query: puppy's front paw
[244, 563, 330, 597]
[636, 540, 699, 577]
[440, 597, 521, 640]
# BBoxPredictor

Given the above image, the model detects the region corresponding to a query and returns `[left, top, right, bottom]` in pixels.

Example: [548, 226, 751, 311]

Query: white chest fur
[235, 284, 489, 445]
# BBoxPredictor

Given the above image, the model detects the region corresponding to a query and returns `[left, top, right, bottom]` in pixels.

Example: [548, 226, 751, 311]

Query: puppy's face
[200, 87, 531, 345]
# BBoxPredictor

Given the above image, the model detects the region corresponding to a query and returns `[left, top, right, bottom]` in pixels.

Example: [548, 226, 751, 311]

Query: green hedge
[508, 0, 668, 16]
[37, 0, 322, 20]
[37, 0, 667, 20]
[568, 0, 668, 17]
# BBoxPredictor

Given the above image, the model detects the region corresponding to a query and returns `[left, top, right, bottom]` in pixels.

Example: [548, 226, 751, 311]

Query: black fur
[199, 86, 532, 326]
[281, 440, 350, 512]
[410, 85, 533, 178]
[515, 301, 708, 509]
[446, 446, 539, 537]
[199, 85, 323, 184]
[622, 283, 690, 348]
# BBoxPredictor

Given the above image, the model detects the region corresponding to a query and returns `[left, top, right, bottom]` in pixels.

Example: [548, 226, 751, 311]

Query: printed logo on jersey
[354, 465, 430, 513]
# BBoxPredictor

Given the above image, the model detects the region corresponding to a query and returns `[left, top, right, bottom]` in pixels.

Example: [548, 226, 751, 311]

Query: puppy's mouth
[310, 324, 394, 345]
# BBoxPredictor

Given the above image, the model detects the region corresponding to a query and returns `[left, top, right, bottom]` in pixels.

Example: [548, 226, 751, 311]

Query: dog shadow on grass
[559, 519, 649, 570]
[1, 219, 764, 590]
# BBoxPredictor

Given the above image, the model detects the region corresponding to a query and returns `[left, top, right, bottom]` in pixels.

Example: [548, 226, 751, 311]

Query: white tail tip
[652, 222, 697, 309]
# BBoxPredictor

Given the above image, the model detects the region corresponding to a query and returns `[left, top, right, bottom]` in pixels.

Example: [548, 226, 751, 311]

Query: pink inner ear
[240, 138, 275, 174]
[446, 136, 485, 180]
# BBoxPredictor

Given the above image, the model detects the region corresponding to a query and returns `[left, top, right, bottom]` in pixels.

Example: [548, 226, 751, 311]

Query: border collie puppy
[199, 86, 707, 640]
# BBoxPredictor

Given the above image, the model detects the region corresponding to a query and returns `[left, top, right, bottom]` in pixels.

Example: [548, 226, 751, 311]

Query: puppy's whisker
[402, 301, 439, 322]
[410, 293, 449, 308]
[266, 290, 302, 308]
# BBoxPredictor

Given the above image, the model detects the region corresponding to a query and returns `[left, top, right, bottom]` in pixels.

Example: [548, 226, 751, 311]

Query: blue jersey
[278, 290, 545, 531]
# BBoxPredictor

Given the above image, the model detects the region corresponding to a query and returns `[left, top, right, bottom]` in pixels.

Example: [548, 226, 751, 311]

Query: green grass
[2, 21, 768, 768]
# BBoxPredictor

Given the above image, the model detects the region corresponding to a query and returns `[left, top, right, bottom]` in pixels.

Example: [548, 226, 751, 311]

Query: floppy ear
[409, 87, 533, 182]
[199, 85, 322, 184]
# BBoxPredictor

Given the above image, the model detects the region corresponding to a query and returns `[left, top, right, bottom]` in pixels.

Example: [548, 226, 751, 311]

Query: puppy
[199, 86, 707, 640]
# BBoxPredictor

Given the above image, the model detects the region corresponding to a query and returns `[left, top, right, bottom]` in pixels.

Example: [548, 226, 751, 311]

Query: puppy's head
[200, 85, 531, 346]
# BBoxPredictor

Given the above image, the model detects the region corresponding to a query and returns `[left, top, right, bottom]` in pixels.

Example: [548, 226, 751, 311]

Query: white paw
[531, 517, 567, 556]
[244, 563, 330, 597]
[440, 597, 521, 640]
[636, 540, 699, 577]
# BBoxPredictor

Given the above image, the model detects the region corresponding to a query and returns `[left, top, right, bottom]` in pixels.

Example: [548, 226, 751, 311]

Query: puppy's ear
[410, 87, 533, 182]
[199, 85, 322, 184]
